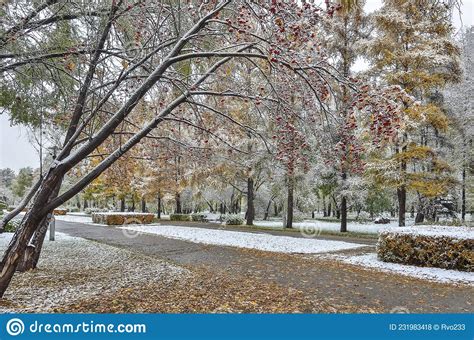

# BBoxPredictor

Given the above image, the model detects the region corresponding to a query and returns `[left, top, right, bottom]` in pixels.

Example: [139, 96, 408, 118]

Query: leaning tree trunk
[286, 176, 294, 228]
[0, 167, 64, 297]
[246, 177, 255, 225]
[263, 197, 273, 221]
[17, 213, 52, 272]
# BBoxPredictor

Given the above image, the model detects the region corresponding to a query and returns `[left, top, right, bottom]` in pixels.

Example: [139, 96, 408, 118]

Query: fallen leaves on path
[54, 268, 376, 313]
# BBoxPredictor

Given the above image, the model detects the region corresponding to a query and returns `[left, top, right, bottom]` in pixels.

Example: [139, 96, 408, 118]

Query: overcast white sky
[1, 0, 473, 172]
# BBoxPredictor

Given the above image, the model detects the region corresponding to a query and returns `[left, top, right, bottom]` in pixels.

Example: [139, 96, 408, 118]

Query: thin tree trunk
[397, 186, 406, 227]
[286, 176, 294, 228]
[340, 196, 347, 232]
[175, 192, 182, 214]
[246, 177, 255, 225]
[461, 159, 466, 221]
[141, 197, 146, 213]
[263, 198, 273, 221]
[157, 195, 162, 219]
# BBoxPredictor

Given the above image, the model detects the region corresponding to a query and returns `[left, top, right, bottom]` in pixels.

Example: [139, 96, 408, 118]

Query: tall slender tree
[366, 0, 461, 226]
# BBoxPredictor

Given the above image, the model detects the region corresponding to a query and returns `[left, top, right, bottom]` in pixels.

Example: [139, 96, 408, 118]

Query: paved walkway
[56, 220, 473, 313]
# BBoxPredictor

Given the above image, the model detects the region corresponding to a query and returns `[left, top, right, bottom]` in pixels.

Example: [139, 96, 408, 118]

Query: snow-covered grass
[253, 219, 414, 235]
[329, 253, 474, 285]
[0, 232, 186, 313]
[381, 225, 473, 240]
[120, 225, 367, 254]
[55, 214, 93, 224]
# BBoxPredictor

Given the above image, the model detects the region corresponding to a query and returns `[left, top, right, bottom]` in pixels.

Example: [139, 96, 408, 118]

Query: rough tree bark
[17, 213, 52, 272]
[246, 177, 255, 225]
[175, 193, 182, 214]
[398, 186, 406, 227]
[340, 196, 347, 232]
[461, 140, 467, 221]
[286, 176, 294, 228]
[157, 194, 162, 219]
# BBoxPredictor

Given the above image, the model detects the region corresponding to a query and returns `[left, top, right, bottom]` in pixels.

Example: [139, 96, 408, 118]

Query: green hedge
[191, 213, 206, 222]
[170, 214, 190, 221]
[377, 229, 473, 272]
[223, 214, 244, 225]
[92, 213, 154, 225]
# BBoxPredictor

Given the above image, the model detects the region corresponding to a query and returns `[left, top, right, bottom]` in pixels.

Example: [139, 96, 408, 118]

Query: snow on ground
[0, 232, 187, 313]
[381, 225, 474, 240]
[55, 214, 93, 224]
[325, 253, 474, 285]
[254, 219, 415, 235]
[120, 225, 367, 254]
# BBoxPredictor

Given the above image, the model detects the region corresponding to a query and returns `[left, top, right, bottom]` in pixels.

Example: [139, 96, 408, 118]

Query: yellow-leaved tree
[365, 0, 461, 225]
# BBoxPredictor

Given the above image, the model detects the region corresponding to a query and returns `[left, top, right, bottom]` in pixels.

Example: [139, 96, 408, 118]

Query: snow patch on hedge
[55, 214, 93, 224]
[380, 225, 473, 240]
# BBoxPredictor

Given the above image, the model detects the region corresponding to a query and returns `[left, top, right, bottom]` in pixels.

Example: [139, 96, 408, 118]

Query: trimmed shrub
[170, 214, 190, 221]
[53, 208, 68, 215]
[377, 227, 473, 272]
[191, 213, 206, 222]
[224, 214, 244, 225]
[92, 212, 154, 225]
[85, 207, 108, 215]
